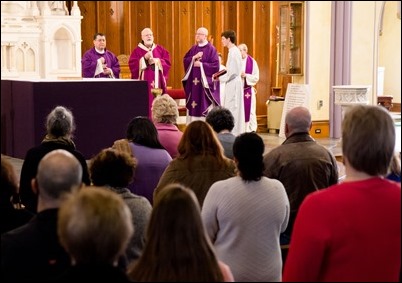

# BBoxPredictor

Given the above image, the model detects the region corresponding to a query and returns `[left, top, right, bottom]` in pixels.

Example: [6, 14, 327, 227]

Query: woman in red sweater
[283, 105, 401, 282]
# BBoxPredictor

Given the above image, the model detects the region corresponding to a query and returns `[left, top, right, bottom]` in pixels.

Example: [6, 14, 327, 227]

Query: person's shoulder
[82, 47, 94, 55]
[23, 144, 51, 161]
[106, 49, 118, 57]
[1, 219, 35, 243]
[125, 193, 152, 209]
[70, 149, 88, 163]
[263, 145, 283, 159]
[156, 44, 169, 52]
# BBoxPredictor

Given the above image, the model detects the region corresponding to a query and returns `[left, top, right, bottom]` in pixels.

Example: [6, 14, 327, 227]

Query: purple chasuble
[243, 55, 254, 122]
[128, 43, 171, 117]
[182, 43, 220, 117]
[81, 48, 120, 78]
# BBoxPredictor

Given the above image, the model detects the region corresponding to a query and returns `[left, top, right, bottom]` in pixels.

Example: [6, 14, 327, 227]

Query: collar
[95, 48, 105, 54]
[198, 41, 208, 47]
[283, 132, 315, 145]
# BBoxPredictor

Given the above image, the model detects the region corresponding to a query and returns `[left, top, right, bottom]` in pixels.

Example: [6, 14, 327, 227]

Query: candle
[155, 63, 159, 89]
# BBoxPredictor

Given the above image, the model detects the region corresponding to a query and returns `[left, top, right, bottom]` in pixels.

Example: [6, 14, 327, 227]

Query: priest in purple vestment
[81, 33, 120, 79]
[182, 27, 220, 124]
[129, 28, 171, 118]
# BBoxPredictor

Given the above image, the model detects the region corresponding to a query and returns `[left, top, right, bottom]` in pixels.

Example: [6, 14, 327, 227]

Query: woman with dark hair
[89, 148, 152, 264]
[153, 120, 235, 208]
[113, 116, 171, 205]
[127, 183, 234, 282]
[206, 106, 236, 159]
[202, 132, 290, 282]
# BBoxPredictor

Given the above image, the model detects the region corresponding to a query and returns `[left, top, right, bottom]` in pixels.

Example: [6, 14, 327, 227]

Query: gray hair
[46, 106, 75, 138]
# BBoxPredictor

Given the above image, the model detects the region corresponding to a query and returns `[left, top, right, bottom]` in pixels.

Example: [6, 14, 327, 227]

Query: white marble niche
[1, 1, 82, 79]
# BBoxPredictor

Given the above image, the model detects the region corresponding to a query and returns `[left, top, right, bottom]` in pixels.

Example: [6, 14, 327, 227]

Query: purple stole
[244, 55, 253, 122]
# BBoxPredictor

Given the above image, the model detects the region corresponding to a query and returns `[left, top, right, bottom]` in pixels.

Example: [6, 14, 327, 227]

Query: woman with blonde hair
[154, 120, 236, 207]
[151, 93, 183, 158]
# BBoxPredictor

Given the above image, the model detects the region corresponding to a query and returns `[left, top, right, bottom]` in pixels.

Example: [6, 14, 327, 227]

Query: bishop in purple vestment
[182, 27, 220, 123]
[129, 28, 171, 118]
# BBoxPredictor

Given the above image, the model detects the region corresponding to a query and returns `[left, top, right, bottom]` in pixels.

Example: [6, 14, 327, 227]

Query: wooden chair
[117, 54, 131, 79]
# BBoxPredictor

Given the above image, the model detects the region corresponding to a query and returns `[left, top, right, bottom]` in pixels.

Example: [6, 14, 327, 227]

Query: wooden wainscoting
[310, 120, 330, 138]
[392, 102, 401, 113]
[258, 117, 330, 138]
[257, 115, 268, 133]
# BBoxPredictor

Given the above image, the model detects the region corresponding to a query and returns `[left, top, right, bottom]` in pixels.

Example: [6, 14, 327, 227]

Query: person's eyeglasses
[195, 33, 206, 36]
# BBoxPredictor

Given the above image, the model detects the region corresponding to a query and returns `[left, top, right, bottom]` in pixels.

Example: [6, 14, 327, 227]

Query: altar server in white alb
[238, 43, 260, 132]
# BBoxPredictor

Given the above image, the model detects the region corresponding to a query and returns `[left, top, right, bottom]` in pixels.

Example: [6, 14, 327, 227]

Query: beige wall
[379, 1, 401, 103]
[303, 1, 331, 121]
[296, 1, 400, 122]
[351, 1, 377, 105]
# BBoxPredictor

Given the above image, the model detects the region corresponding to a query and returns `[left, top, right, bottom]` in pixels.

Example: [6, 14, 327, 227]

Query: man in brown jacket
[263, 106, 338, 245]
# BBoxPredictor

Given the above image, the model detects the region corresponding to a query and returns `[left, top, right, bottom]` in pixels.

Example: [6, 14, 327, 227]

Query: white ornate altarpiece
[1, 1, 82, 79]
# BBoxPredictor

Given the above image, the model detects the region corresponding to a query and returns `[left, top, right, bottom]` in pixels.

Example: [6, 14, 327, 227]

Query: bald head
[238, 43, 248, 52]
[197, 27, 208, 36]
[195, 27, 208, 44]
[238, 43, 248, 59]
[285, 106, 312, 137]
[36, 149, 82, 201]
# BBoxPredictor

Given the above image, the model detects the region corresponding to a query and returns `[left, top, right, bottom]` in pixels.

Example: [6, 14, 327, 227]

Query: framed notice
[279, 83, 311, 138]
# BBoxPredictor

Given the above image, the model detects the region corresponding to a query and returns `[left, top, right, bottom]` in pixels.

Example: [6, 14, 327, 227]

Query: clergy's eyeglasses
[196, 33, 206, 36]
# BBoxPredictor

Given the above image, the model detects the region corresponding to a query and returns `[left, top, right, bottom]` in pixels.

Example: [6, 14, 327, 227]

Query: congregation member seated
[57, 187, 133, 282]
[153, 120, 236, 208]
[127, 183, 234, 282]
[386, 151, 401, 182]
[263, 106, 338, 245]
[19, 105, 90, 214]
[112, 116, 171, 205]
[202, 132, 290, 282]
[1, 150, 83, 282]
[283, 105, 401, 282]
[151, 93, 183, 158]
[89, 148, 152, 264]
[206, 106, 236, 159]
[0, 155, 34, 234]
